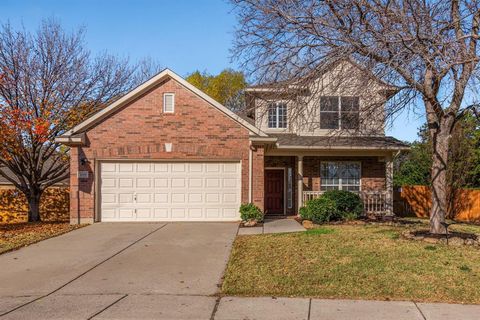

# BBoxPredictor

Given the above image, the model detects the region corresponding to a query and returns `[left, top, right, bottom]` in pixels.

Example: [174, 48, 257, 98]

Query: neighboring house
[0, 166, 69, 190]
[57, 63, 408, 224]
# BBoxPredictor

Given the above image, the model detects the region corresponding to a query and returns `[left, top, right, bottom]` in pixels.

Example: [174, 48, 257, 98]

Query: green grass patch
[222, 222, 480, 304]
[306, 227, 335, 235]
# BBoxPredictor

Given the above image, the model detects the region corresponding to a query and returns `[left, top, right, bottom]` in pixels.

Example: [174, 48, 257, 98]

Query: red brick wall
[70, 78, 257, 223]
[252, 145, 265, 212]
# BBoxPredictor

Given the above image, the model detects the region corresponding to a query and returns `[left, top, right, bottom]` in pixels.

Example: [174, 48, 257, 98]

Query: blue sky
[0, 0, 423, 141]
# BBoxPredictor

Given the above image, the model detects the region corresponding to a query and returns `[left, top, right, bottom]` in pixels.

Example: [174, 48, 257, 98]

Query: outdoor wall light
[80, 158, 90, 165]
[164, 143, 173, 152]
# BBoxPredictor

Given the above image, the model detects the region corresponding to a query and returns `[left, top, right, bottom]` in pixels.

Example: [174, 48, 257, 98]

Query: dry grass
[0, 222, 84, 254]
[222, 220, 480, 304]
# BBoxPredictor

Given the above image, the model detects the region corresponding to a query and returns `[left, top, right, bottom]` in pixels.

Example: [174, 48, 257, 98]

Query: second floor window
[320, 96, 359, 130]
[268, 102, 287, 128]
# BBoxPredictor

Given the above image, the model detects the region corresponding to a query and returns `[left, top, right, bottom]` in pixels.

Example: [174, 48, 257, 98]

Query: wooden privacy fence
[394, 185, 480, 222]
[0, 188, 69, 223]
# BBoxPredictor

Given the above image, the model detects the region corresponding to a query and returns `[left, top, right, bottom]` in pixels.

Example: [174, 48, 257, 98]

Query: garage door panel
[188, 163, 203, 172]
[154, 193, 168, 203]
[100, 161, 241, 222]
[223, 208, 238, 218]
[172, 163, 186, 172]
[171, 178, 185, 187]
[136, 208, 152, 218]
[154, 178, 168, 187]
[119, 193, 134, 204]
[136, 193, 151, 203]
[119, 163, 134, 172]
[171, 193, 185, 203]
[188, 178, 203, 188]
[136, 178, 151, 188]
[171, 208, 186, 218]
[119, 208, 135, 218]
[154, 208, 168, 218]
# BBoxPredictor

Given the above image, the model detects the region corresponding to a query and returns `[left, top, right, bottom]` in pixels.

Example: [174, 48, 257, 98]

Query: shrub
[239, 203, 264, 222]
[300, 197, 338, 224]
[322, 190, 363, 220]
[299, 206, 312, 221]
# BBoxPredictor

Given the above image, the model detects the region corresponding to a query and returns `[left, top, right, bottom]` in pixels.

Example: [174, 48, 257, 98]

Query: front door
[264, 169, 285, 215]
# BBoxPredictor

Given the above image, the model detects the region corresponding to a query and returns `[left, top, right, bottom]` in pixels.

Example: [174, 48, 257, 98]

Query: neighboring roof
[59, 68, 268, 140]
[268, 133, 409, 150]
[0, 166, 69, 187]
[236, 112, 255, 126]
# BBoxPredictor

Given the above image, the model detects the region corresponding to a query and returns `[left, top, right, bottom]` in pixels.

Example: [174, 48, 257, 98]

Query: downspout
[248, 142, 253, 203]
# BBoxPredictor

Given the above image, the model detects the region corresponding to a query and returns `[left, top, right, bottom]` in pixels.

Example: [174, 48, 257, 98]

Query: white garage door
[99, 161, 241, 222]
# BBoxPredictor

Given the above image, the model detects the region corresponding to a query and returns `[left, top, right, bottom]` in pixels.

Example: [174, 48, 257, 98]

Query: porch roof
[268, 133, 409, 151]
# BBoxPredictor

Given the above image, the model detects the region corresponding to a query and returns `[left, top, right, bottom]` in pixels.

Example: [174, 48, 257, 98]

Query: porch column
[385, 153, 394, 216]
[297, 155, 304, 213]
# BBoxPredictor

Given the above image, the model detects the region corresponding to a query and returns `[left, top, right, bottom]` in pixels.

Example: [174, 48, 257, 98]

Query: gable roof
[60, 68, 267, 139]
[245, 58, 397, 95]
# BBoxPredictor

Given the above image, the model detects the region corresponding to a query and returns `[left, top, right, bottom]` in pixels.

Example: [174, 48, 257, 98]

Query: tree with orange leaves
[0, 20, 161, 222]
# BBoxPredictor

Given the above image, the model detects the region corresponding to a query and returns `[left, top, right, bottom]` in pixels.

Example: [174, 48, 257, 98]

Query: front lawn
[222, 220, 480, 304]
[0, 222, 83, 254]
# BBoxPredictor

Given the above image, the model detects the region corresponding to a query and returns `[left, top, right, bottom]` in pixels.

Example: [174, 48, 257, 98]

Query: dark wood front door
[265, 169, 285, 215]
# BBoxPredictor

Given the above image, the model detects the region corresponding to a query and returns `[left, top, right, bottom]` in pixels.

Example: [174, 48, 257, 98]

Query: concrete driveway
[0, 222, 238, 319]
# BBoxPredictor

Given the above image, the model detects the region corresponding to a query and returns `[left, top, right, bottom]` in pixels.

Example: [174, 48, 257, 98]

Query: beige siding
[254, 61, 386, 136]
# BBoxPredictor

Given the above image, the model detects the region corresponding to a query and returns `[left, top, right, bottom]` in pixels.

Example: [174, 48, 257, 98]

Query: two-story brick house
[57, 61, 407, 224]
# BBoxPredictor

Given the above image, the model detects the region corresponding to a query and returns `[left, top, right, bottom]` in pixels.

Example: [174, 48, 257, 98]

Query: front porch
[262, 154, 394, 217]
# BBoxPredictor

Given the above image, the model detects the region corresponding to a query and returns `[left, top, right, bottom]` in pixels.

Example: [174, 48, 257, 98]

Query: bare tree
[0, 19, 160, 222]
[231, 0, 480, 234]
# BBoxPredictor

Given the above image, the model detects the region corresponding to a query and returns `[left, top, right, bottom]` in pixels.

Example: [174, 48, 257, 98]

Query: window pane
[341, 112, 359, 129]
[278, 103, 287, 128]
[321, 162, 360, 191]
[320, 96, 339, 111]
[320, 112, 339, 129]
[268, 104, 277, 128]
[341, 97, 359, 111]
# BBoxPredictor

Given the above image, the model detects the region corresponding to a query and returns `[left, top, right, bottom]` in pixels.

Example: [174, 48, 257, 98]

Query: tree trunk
[430, 129, 449, 234]
[27, 191, 42, 222]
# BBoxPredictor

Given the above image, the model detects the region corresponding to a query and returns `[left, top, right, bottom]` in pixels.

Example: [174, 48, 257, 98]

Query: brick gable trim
[57, 68, 267, 144]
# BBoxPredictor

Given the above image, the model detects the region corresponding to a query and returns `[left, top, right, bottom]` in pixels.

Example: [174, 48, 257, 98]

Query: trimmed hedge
[300, 190, 363, 223]
[300, 197, 338, 224]
[322, 190, 363, 220]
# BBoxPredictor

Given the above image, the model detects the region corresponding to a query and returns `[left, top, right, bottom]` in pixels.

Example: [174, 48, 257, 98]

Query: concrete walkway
[238, 218, 306, 235]
[213, 297, 480, 320]
[2, 294, 478, 319]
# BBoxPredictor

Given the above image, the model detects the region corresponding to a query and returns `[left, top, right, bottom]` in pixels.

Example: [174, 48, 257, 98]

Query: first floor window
[320, 162, 360, 192]
[268, 102, 287, 128]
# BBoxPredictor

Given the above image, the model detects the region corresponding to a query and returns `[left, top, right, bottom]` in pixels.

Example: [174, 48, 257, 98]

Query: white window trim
[163, 93, 175, 113]
[320, 161, 362, 192]
[267, 101, 288, 129]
